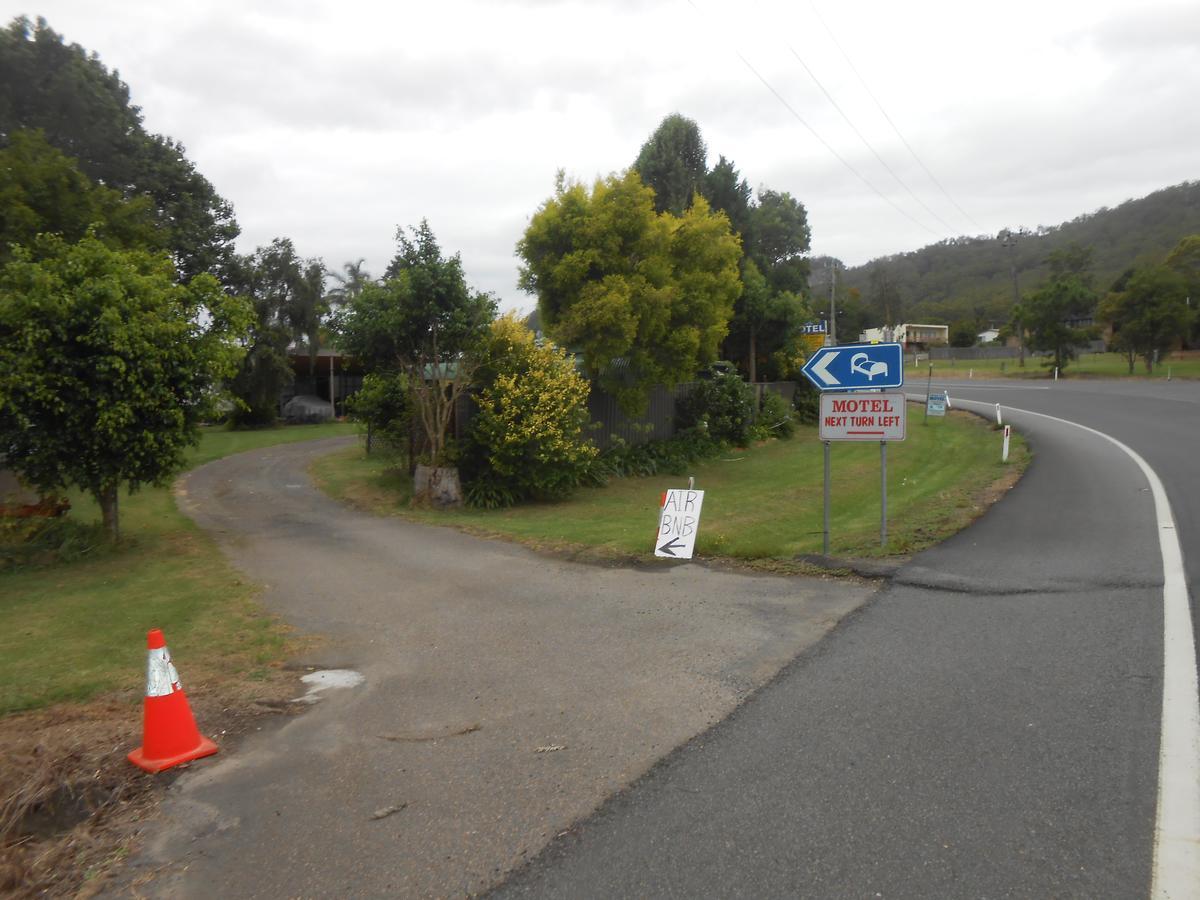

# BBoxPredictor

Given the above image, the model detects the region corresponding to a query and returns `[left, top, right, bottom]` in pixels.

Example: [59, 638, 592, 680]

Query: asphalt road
[494, 379, 1199, 899]
[114, 438, 873, 898]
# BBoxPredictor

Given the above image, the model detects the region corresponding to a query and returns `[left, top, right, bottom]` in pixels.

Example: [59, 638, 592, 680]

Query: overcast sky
[12, 0, 1199, 308]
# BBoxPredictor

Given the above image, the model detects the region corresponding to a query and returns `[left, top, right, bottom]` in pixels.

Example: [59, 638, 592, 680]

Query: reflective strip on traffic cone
[127, 628, 218, 773]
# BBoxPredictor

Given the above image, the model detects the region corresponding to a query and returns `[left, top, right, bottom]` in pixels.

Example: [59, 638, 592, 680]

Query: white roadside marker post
[995, 403, 1003, 426]
[1002, 425, 1011, 463]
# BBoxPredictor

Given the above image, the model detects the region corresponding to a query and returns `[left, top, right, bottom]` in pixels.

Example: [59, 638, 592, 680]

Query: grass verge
[0, 421, 354, 897]
[312, 406, 1028, 569]
[911, 350, 1200, 381]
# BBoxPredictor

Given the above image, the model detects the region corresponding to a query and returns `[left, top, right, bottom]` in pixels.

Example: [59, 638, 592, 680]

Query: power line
[808, 0, 984, 233]
[786, 45, 959, 235]
[734, 51, 943, 240]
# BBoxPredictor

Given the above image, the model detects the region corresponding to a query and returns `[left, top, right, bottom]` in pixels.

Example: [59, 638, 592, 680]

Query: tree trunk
[748, 326, 757, 384]
[413, 465, 462, 508]
[98, 484, 119, 542]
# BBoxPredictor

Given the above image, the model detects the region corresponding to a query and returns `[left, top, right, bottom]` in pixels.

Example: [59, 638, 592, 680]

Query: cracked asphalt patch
[109, 437, 875, 898]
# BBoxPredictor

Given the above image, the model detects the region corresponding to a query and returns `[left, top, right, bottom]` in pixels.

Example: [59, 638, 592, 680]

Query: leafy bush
[675, 374, 755, 445]
[347, 372, 409, 457]
[792, 378, 820, 425]
[590, 430, 723, 483]
[1, 516, 107, 571]
[754, 389, 795, 440]
[461, 314, 597, 506]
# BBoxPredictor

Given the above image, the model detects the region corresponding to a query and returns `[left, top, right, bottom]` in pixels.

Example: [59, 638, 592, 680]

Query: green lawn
[0, 422, 355, 716]
[313, 408, 1026, 566]
[912, 350, 1200, 381]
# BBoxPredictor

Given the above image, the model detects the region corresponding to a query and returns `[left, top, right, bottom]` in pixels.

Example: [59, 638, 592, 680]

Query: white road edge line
[909, 393, 1200, 897]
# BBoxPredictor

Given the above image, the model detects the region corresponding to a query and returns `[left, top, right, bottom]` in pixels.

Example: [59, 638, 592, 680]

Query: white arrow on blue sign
[801, 342, 905, 392]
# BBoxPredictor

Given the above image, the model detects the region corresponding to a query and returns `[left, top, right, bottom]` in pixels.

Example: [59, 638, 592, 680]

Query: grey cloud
[1084, 3, 1200, 53]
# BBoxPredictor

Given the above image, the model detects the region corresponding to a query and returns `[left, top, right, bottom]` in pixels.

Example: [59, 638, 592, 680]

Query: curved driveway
[122, 438, 874, 898]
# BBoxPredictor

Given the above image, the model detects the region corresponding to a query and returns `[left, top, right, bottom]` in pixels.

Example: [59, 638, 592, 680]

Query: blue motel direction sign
[801, 342, 905, 392]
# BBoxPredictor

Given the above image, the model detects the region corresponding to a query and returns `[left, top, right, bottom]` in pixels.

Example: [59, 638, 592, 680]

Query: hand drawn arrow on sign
[657, 537, 687, 556]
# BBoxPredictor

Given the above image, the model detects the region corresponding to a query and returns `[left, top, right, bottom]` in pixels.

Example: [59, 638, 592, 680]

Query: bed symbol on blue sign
[802, 343, 904, 391]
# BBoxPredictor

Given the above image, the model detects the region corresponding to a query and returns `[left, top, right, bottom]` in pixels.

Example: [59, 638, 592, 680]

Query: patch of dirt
[0, 669, 301, 898]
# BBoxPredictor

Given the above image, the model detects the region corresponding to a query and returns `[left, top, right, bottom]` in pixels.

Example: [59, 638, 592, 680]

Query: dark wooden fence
[455, 380, 798, 452]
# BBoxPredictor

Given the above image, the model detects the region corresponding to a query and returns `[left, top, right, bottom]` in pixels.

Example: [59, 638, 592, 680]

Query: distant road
[495, 379, 1200, 899]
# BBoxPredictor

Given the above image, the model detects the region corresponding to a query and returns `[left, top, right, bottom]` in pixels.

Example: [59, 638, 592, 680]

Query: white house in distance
[859, 323, 949, 350]
[977, 327, 1001, 344]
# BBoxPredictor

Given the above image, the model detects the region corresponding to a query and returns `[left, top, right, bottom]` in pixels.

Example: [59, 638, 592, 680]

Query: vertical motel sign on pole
[801, 343, 906, 553]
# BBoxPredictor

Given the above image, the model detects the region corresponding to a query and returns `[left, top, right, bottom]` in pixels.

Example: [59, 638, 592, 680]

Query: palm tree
[328, 258, 371, 308]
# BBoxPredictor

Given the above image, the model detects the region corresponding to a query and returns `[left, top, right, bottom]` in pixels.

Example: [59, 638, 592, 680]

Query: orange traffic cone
[127, 629, 218, 773]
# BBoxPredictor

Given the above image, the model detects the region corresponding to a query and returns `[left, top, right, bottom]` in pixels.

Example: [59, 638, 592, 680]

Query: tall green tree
[226, 239, 317, 427]
[1098, 264, 1191, 372]
[292, 259, 329, 374]
[745, 189, 812, 296]
[1023, 255, 1096, 374]
[633, 114, 708, 216]
[703, 155, 753, 236]
[723, 259, 810, 382]
[0, 16, 239, 280]
[0, 234, 250, 540]
[328, 258, 371, 308]
[517, 171, 741, 412]
[0, 129, 161, 261]
[1164, 234, 1200, 344]
[338, 221, 496, 475]
[725, 190, 812, 376]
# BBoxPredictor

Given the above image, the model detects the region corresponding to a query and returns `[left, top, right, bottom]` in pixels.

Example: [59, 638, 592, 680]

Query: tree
[292, 259, 329, 375]
[225, 238, 318, 428]
[1023, 276, 1094, 373]
[703, 155, 753, 236]
[1164, 235, 1200, 344]
[1098, 264, 1190, 372]
[0, 234, 250, 540]
[337, 221, 496, 481]
[745, 189, 811, 295]
[0, 129, 161, 262]
[949, 320, 978, 347]
[633, 114, 708, 216]
[0, 16, 239, 281]
[517, 171, 741, 412]
[328, 258, 371, 308]
[724, 259, 810, 382]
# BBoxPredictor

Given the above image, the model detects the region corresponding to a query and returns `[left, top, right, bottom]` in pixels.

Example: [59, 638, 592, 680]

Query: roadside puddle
[293, 669, 365, 704]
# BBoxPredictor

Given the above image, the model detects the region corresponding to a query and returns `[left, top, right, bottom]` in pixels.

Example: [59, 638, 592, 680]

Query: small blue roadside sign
[801, 342, 904, 392]
[927, 391, 947, 417]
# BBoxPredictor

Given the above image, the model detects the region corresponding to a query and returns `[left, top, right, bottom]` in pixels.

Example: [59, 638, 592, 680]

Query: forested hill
[833, 180, 1200, 326]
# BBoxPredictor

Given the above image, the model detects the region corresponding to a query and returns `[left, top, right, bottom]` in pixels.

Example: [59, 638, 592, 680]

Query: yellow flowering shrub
[463, 313, 597, 506]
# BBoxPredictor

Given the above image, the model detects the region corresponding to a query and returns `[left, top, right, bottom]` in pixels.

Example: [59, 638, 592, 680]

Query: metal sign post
[823, 441, 831, 556]
[881, 441, 888, 547]
[924, 364, 933, 423]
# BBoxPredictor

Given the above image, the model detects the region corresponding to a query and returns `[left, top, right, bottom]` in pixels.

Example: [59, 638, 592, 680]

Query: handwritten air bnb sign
[655, 489, 704, 559]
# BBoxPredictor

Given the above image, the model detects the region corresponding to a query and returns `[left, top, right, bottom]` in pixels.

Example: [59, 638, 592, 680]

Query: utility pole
[829, 259, 838, 346]
[1001, 229, 1025, 367]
